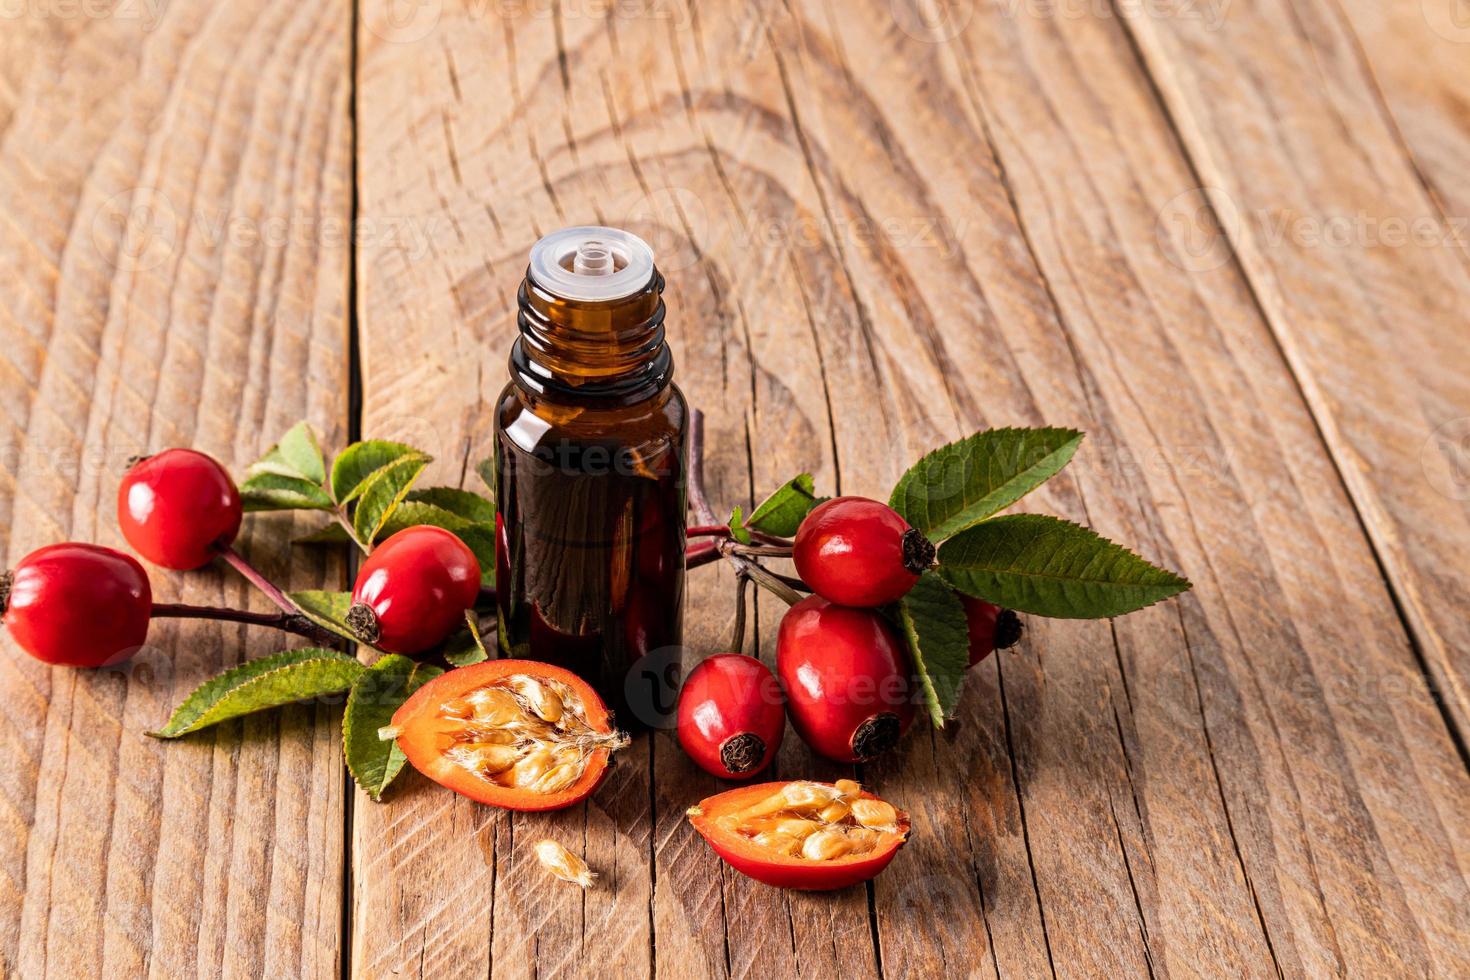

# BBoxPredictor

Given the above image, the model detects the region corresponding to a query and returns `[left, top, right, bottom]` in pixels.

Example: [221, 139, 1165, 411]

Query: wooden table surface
[2, 1, 1468, 976]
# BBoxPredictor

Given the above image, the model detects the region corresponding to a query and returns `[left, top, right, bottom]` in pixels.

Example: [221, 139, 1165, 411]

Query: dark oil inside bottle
[494, 228, 686, 728]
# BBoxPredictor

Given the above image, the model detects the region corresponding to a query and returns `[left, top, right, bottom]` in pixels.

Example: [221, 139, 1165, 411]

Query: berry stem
[731, 572, 748, 653]
[730, 543, 795, 558]
[686, 539, 721, 568]
[215, 543, 300, 617]
[333, 509, 372, 555]
[150, 602, 334, 643]
[767, 569, 812, 594]
[686, 524, 793, 548]
[687, 410, 804, 607]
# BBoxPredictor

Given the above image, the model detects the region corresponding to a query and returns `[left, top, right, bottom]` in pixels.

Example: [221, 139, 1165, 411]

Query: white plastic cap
[528, 226, 656, 302]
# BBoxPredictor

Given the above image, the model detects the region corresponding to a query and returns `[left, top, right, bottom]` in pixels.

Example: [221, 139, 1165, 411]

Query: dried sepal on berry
[533, 839, 596, 888]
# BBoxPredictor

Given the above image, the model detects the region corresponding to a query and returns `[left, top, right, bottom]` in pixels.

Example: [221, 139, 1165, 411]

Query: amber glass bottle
[494, 227, 687, 725]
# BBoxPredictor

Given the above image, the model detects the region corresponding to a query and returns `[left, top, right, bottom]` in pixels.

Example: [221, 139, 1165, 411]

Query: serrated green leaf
[746, 473, 822, 537]
[897, 573, 971, 727]
[276, 422, 327, 484]
[288, 590, 361, 644]
[240, 473, 334, 512]
[407, 486, 496, 524]
[373, 503, 494, 584]
[461, 525, 496, 588]
[331, 440, 426, 504]
[150, 648, 363, 738]
[246, 450, 308, 481]
[443, 611, 490, 667]
[890, 428, 1084, 542]
[937, 514, 1191, 619]
[294, 502, 496, 587]
[727, 505, 753, 545]
[295, 500, 472, 547]
[247, 422, 327, 485]
[344, 654, 443, 800]
[352, 453, 431, 545]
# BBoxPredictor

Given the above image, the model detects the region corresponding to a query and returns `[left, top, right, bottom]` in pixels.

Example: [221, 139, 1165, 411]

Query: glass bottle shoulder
[495, 380, 687, 459]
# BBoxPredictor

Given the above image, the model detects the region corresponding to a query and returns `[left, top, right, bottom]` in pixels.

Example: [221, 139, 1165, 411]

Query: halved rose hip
[687, 779, 910, 890]
[387, 660, 629, 811]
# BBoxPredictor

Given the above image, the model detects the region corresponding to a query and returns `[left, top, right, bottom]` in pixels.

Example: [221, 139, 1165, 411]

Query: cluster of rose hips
[2, 442, 1017, 792]
[1, 449, 483, 668]
[676, 497, 1020, 779]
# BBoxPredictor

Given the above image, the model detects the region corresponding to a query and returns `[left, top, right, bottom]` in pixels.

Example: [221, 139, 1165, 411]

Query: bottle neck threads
[511, 267, 672, 404]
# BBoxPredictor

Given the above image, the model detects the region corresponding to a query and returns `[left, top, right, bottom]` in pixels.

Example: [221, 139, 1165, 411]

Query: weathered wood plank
[353, 0, 1469, 977]
[1333, 0, 1470, 223]
[0, 2, 352, 978]
[351, 4, 659, 978]
[798, 0, 1470, 974]
[1119, 0, 1470, 739]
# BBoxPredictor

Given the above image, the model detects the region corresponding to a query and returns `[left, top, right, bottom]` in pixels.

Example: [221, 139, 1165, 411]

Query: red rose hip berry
[678, 653, 785, 779]
[960, 596, 1023, 666]
[792, 497, 933, 607]
[348, 526, 481, 654]
[119, 449, 243, 570]
[2, 543, 152, 667]
[776, 595, 914, 763]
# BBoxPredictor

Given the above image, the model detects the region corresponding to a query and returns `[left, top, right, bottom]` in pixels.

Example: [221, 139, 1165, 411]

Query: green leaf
[727, 505, 753, 545]
[896, 573, 971, 727]
[443, 611, 490, 667]
[344, 654, 443, 801]
[275, 422, 327, 484]
[295, 500, 473, 547]
[937, 514, 1191, 619]
[407, 486, 496, 524]
[247, 423, 327, 485]
[295, 522, 351, 545]
[461, 525, 496, 588]
[375, 504, 494, 584]
[288, 590, 361, 644]
[150, 648, 363, 738]
[890, 427, 1084, 542]
[476, 457, 496, 495]
[331, 440, 426, 504]
[745, 473, 822, 537]
[352, 453, 431, 545]
[240, 473, 334, 512]
[293, 502, 495, 586]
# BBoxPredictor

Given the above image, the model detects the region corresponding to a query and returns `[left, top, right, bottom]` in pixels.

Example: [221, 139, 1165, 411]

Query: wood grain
[1334, 0, 1470, 222]
[0, 2, 352, 977]
[1119, 0, 1470, 739]
[2, 0, 1466, 976]
[353, 0, 1469, 977]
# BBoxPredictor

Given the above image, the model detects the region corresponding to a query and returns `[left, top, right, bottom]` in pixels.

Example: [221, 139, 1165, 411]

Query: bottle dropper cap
[528, 226, 656, 303]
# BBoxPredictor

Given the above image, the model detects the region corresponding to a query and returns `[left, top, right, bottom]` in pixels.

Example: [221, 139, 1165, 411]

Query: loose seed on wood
[534, 839, 596, 888]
